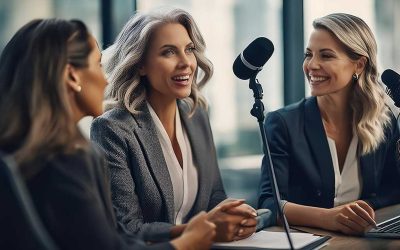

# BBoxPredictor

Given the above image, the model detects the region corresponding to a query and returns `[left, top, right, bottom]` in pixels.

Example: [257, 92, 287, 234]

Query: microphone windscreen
[382, 69, 400, 107]
[233, 37, 274, 80]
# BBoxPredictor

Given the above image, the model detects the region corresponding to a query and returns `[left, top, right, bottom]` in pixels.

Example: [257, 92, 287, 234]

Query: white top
[147, 103, 198, 224]
[326, 133, 362, 207]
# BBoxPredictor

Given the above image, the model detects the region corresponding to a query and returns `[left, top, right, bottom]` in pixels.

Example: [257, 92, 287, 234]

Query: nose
[305, 55, 320, 70]
[177, 52, 192, 69]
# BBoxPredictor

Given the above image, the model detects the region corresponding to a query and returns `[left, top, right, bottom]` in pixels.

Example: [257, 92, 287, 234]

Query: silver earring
[352, 73, 359, 81]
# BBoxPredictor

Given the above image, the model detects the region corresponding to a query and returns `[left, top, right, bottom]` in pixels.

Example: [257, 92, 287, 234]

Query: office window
[0, 0, 101, 51]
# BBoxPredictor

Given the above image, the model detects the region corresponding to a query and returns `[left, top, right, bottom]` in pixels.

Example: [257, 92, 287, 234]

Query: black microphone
[233, 37, 274, 80]
[233, 38, 294, 249]
[382, 69, 400, 107]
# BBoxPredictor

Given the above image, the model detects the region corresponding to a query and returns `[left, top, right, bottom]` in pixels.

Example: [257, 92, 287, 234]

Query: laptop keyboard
[371, 215, 400, 234]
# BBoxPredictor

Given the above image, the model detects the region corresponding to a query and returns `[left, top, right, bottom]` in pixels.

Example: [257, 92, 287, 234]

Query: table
[267, 204, 400, 249]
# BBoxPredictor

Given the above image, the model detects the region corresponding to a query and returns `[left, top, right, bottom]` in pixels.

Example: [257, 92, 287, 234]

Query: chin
[176, 90, 192, 99]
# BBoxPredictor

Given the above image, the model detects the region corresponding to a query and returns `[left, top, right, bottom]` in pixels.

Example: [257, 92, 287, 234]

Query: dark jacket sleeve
[31, 151, 174, 250]
[258, 111, 290, 221]
[90, 115, 173, 242]
[363, 115, 400, 209]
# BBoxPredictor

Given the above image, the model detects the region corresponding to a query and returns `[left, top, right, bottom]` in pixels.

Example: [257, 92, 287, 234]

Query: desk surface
[268, 204, 400, 249]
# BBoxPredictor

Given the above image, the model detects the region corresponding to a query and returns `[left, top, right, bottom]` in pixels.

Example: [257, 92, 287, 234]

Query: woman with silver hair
[0, 18, 217, 250]
[91, 8, 257, 242]
[258, 13, 400, 235]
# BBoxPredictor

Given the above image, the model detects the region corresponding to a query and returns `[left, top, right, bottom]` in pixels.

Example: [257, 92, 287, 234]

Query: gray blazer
[90, 101, 226, 242]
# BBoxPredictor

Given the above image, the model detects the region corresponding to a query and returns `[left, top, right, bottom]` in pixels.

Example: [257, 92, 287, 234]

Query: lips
[171, 74, 191, 86]
[309, 74, 329, 84]
[172, 75, 190, 81]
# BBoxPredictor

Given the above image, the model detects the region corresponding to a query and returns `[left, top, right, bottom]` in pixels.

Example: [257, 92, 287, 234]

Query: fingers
[240, 218, 257, 227]
[337, 214, 364, 235]
[350, 202, 377, 228]
[355, 200, 376, 220]
[238, 225, 256, 237]
[333, 201, 377, 235]
[218, 199, 246, 212]
[225, 204, 257, 218]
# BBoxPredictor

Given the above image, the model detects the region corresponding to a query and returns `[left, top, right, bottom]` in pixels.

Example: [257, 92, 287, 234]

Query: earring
[75, 84, 82, 92]
[352, 73, 359, 81]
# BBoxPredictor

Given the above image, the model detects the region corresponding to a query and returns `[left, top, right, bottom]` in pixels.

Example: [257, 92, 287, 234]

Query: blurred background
[1, 0, 399, 207]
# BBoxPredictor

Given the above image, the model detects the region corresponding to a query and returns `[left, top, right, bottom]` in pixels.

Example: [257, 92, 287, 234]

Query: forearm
[283, 202, 329, 229]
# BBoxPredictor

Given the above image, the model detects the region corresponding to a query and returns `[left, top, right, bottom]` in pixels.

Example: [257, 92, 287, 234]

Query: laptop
[365, 215, 400, 238]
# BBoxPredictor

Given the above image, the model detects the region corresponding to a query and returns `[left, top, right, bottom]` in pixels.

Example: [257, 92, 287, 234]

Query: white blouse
[147, 103, 198, 224]
[326, 133, 362, 207]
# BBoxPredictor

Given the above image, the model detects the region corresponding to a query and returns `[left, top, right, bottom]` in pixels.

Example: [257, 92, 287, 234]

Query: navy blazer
[258, 97, 400, 221]
[90, 101, 226, 241]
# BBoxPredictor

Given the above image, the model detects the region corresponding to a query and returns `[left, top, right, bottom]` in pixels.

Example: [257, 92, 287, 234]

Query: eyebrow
[159, 42, 194, 50]
[305, 48, 335, 53]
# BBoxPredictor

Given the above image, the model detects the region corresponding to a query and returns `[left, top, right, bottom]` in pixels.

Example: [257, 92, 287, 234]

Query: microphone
[233, 37, 274, 80]
[382, 69, 400, 107]
[233, 38, 294, 249]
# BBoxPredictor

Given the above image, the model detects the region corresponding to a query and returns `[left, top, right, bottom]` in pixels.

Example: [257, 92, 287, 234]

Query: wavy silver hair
[313, 13, 391, 155]
[102, 8, 213, 114]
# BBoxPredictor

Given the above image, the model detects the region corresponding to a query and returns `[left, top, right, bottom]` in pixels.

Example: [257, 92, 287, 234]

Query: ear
[66, 64, 82, 92]
[355, 56, 367, 75]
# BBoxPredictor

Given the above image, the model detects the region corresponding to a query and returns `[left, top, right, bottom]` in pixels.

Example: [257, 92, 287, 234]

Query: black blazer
[9, 147, 173, 250]
[90, 101, 226, 241]
[258, 97, 400, 220]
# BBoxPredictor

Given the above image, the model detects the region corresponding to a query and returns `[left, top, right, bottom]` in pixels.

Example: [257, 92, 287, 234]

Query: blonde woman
[258, 13, 400, 235]
[90, 8, 257, 242]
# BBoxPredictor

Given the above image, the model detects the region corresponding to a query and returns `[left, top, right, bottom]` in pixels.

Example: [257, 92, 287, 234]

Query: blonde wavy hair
[102, 8, 213, 114]
[313, 13, 391, 155]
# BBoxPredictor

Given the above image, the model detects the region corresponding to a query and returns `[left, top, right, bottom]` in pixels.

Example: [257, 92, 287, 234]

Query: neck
[147, 96, 177, 140]
[317, 86, 353, 125]
[68, 90, 85, 124]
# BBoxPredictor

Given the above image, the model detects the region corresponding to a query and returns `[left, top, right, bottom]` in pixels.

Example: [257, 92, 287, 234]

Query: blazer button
[370, 193, 377, 197]
[316, 190, 322, 197]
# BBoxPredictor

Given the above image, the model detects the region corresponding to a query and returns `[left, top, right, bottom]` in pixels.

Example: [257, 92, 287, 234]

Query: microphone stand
[248, 76, 294, 250]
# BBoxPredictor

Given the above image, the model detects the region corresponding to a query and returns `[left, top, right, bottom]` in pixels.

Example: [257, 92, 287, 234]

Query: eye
[162, 48, 175, 56]
[186, 46, 196, 53]
[321, 53, 334, 59]
[304, 51, 312, 60]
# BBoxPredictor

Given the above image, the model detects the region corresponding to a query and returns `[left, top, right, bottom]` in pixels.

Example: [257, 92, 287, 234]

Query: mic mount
[248, 76, 294, 250]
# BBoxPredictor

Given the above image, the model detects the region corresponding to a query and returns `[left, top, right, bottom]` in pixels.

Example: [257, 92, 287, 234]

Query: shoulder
[91, 107, 138, 139]
[41, 146, 103, 188]
[93, 107, 134, 127]
[266, 97, 309, 123]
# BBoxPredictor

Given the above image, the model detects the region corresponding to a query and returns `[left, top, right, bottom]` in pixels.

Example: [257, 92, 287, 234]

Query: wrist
[170, 224, 187, 239]
[316, 208, 330, 229]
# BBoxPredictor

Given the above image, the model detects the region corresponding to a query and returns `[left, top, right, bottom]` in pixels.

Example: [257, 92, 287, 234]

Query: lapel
[178, 101, 206, 213]
[359, 151, 375, 197]
[130, 102, 175, 223]
[304, 97, 335, 206]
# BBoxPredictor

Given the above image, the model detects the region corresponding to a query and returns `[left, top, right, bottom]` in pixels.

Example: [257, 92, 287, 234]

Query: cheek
[302, 61, 308, 75]
[191, 56, 198, 69]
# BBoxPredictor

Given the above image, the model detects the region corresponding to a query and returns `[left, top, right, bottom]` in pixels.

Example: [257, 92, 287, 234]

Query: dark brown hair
[0, 19, 92, 177]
